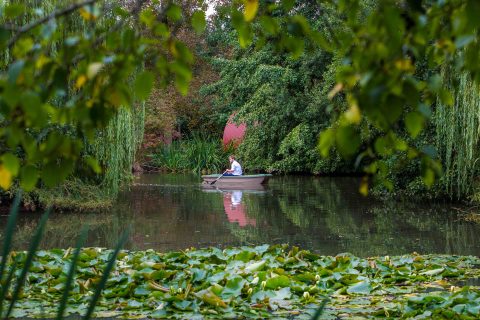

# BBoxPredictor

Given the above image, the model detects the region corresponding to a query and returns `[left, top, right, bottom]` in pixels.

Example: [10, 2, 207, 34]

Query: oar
[211, 170, 227, 185]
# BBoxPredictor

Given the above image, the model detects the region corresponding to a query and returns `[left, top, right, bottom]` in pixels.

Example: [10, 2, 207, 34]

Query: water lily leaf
[195, 289, 227, 308]
[134, 286, 150, 297]
[245, 260, 266, 273]
[265, 275, 290, 289]
[347, 281, 372, 294]
[150, 310, 168, 318]
[235, 251, 256, 262]
[222, 277, 246, 298]
[173, 300, 192, 311]
[467, 304, 480, 315]
[251, 289, 276, 303]
[191, 268, 207, 282]
[272, 287, 292, 300]
[126, 300, 143, 309]
[420, 268, 444, 276]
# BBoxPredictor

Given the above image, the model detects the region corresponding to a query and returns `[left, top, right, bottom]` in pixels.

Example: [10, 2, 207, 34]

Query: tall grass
[149, 135, 231, 173]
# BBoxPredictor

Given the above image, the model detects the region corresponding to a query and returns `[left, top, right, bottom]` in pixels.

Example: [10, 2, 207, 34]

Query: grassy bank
[3, 245, 480, 319]
[2, 179, 115, 212]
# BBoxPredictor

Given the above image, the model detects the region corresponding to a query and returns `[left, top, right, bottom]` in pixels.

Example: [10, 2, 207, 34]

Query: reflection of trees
[2, 212, 124, 250]
[225, 176, 480, 257]
[4, 174, 479, 257]
[118, 179, 236, 252]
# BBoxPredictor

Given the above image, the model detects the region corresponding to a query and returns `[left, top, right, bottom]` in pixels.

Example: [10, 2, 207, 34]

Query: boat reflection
[201, 183, 267, 192]
[201, 185, 265, 227]
[222, 190, 256, 227]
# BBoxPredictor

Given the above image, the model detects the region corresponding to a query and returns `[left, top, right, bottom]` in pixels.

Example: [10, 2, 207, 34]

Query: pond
[3, 174, 480, 257]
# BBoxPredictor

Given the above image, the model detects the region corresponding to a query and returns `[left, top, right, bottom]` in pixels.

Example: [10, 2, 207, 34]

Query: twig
[452, 207, 470, 214]
[8, 0, 99, 48]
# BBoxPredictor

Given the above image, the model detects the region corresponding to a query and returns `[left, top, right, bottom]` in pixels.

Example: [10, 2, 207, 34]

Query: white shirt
[231, 191, 243, 205]
[231, 160, 242, 176]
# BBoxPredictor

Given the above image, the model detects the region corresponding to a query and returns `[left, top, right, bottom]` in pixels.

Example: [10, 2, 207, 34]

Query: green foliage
[0, 0, 205, 190]
[435, 66, 480, 199]
[34, 178, 115, 212]
[149, 136, 229, 173]
[3, 244, 480, 318]
[217, 0, 480, 192]
[0, 195, 127, 318]
[203, 13, 351, 173]
[88, 103, 145, 196]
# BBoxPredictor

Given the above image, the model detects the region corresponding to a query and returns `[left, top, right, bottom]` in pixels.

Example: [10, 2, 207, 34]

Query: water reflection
[2, 174, 480, 257]
[222, 190, 256, 227]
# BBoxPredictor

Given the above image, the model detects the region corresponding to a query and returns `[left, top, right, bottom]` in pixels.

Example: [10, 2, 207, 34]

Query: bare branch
[8, 0, 100, 48]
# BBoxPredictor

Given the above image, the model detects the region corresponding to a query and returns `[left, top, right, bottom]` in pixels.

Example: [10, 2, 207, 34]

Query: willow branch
[8, 0, 99, 48]
[71, 0, 154, 64]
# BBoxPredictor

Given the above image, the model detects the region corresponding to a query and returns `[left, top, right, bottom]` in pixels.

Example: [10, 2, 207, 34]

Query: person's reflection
[223, 190, 256, 227]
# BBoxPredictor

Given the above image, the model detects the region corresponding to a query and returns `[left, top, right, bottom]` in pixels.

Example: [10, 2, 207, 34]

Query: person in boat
[224, 155, 243, 176]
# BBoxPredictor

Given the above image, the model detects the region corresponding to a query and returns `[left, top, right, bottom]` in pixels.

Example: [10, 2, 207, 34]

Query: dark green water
[3, 174, 480, 257]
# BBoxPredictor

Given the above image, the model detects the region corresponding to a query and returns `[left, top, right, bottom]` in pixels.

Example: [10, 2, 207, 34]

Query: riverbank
[4, 245, 480, 318]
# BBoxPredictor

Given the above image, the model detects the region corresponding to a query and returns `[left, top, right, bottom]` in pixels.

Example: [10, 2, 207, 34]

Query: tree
[0, 0, 206, 190]
[224, 0, 480, 193]
[1, 0, 480, 194]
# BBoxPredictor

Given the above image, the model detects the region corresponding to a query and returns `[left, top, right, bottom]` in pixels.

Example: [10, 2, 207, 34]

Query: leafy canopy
[236, 0, 480, 191]
[0, 0, 206, 190]
[1, 0, 479, 192]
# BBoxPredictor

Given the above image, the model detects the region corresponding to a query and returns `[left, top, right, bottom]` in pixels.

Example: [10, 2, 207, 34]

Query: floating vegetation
[2, 245, 480, 319]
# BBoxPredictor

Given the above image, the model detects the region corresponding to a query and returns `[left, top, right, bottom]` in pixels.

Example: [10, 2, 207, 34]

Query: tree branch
[8, 0, 100, 48]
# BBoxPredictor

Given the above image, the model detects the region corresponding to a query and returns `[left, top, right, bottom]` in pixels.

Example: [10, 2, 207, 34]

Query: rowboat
[201, 184, 267, 193]
[201, 174, 272, 188]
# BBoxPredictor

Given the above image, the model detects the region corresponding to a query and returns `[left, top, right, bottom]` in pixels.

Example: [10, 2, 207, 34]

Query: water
[3, 174, 480, 257]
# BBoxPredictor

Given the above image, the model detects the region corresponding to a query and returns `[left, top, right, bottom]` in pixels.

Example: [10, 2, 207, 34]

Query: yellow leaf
[36, 55, 50, 69]
[75, 75, 87, 89]
[87, 62, 103, 79]
[394, 58, 414, 72]
[244, 0, 258, 22]
[344, 103, 361, 124]
[79, 7, 96, 21]
[0, 165, 13, 190]
[107, 90, 123, 107]
[169, 40, 178, 58]
[359, 177, 368, 196]
[328, 83, 343, 99]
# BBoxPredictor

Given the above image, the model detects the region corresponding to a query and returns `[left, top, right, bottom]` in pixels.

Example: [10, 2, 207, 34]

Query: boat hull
[201, 174, 272, 188]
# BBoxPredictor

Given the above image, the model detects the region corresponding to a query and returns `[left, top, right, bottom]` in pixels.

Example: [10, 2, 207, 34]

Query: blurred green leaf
[259, 16, 279, 35]
[4, 3, 25, 18]
[19, 165, 38, 191]
[405, 112, 424, 138]
[166, 4, 182, 22]
[439, 88, 454, 107]
[134, 71, 154, 101]
[281, 0, 295, 11]
[85, 156, 102, 174]
[191, 11, 206, 34]
[317, 128, 335, 158]
[335, 126, 361, 158]
[1, 153, 19, 176]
